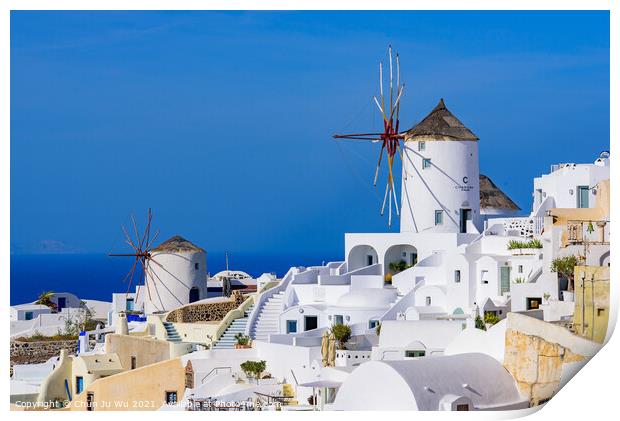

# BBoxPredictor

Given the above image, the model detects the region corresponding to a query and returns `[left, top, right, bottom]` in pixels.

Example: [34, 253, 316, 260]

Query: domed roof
[151, 235, 205, 253]
[336, 288, 397, 309]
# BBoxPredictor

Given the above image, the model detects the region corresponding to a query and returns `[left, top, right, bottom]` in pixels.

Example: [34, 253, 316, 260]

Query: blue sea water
[10, 252, 339, 305]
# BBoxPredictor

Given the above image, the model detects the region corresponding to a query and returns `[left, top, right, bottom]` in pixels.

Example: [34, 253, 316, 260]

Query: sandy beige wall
[69, 358, 185, 411]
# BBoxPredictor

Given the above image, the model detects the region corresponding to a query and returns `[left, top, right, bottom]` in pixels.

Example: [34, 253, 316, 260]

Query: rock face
[502, 313, 599, 407]
[10, 339, 77, 368]
[503, 328, 585, 406]
[165, 291, 246, 323]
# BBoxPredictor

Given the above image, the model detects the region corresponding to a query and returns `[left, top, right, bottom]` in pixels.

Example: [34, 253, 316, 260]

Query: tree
[240, 360, 266, 382]
[550, 255, 581, 292]
[35, 291, 57, 312]
[330, 323, 352, 350]
[475, 314, 486, 331]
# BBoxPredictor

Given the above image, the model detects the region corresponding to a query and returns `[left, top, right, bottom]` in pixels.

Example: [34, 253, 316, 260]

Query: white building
[331, 353, 529, 411]
[241, 98, 610, 345]
[140, 235, 207, 314]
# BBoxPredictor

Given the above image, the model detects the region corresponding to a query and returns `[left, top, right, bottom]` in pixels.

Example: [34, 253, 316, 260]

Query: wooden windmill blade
[332, 45, 409, 227]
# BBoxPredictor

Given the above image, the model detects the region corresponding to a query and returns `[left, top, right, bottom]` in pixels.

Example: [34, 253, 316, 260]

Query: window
[481, 270, 489, 284]
[425, 296, 432, 306]
[518, 265, 523, 274]
[577, 186, 589, 208]
[367, 255, 374, 266]
[286, 320, 297, 334]
[126, 298, 134, 312]
[76, 376, 84, 394]
[454, 270, 461, 283]
[434, 210, 443, 225]
[456, 404, 470, 411]
[526, 297, 541, 310]
[368, 320, 379, 329]
[422, 158, 431, 169]
[304, 316, 318, 331]
[25, 311, 33, 320]
[194, 262, 199, 270]
[405, 350, 426, 358]
[130, 356, 137, 370]
[333, 315, 344, 325]
[165, 391, 178, 405]
[418, 141, 426, 151]
[86, 392, 95, 411]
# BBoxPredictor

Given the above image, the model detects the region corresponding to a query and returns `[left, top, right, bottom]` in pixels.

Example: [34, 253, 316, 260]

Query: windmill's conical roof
[151, 235, 205, 253]
[405, 98, 478, 141]
[479, 174, 520, 211]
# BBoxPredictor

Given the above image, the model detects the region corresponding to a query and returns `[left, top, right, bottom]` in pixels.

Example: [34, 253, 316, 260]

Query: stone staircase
[163, 322, 181, 342]
[212, 305, 254, 349]
[250, 291, 285, 341]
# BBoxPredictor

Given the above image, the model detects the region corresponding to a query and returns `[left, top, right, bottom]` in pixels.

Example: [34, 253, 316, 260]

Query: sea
[10, 252, 339, 305]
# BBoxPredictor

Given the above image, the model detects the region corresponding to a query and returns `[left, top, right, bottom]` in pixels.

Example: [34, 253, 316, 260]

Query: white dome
[336, 288, 397, 309]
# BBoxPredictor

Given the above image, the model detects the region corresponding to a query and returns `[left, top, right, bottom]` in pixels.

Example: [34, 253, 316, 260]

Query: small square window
[423, 158, 431, 169]
[405, 350, 426, 358]
[454, 270, 461, 283]
[425, 296, 432, 306]
[286, 320, 297, 334]
[418, 141, 426, 151]
[368, 320, 379, 329]
[434, 210, 443, 225]
[165, 391, 178, 405]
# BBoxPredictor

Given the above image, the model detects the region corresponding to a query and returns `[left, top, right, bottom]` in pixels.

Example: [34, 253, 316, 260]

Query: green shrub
[234, 333, 251, 346]
[484, 312, 500, 326]
[388, 260, 412, 274]
[507, 239, 543, 250]
[550, 255, 581, 291]
[330, 323, 352, 350]
[475, 314, 486, 331]
[240, 360, 266, 380]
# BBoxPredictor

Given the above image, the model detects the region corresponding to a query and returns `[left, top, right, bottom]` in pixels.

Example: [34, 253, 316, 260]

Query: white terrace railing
[486, 216, 544, 238]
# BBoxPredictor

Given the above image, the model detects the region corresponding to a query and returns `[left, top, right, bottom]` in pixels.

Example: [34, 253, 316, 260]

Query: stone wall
[11, 339, 77, 369]
[166, 291, 245, 323]
[503, 313, 600, 406]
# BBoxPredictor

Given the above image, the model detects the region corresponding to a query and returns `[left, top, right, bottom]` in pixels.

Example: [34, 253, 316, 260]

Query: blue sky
[10, 11, 609, 257]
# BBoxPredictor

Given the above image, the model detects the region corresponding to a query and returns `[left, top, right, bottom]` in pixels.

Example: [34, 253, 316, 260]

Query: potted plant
[234, 333, 251, 349]
[507, 239, 543, 255]
[550, 255, 580, 301]
[240, 360, 266, 384]
[330, 323, 352, 350]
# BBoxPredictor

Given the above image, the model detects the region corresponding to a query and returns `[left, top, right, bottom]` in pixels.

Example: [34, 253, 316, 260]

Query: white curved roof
[335, 288, 397, 309]
[333, 353, 526, 411]
[444, 319, 507, 363]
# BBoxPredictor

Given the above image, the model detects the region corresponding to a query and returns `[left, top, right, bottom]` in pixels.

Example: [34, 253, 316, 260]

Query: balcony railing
[566, 220, 610, 245]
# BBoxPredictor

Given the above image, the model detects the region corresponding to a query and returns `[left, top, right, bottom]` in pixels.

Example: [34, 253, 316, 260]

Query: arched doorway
[384, 244, 418, 276]
[189, 287, 200, 303]
[347, 245, 379, 271]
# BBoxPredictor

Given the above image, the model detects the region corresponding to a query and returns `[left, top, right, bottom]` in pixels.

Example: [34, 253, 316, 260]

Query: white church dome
[336, 288, 397, 309]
